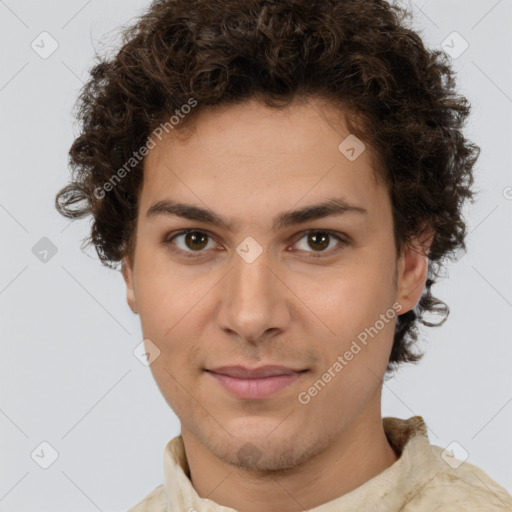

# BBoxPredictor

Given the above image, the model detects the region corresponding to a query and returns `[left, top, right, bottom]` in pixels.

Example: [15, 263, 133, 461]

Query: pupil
[308, 232, 329, 251]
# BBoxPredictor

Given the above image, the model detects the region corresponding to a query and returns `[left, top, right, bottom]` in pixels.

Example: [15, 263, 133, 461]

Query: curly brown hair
[55, 0, 480, 374]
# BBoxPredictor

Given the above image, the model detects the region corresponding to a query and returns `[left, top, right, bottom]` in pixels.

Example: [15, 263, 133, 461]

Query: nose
[215, 247, 292, 345]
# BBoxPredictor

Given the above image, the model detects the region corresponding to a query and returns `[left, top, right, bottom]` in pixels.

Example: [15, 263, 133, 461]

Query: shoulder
[124, 484, 166, 512]
[405, 446, 512, 511]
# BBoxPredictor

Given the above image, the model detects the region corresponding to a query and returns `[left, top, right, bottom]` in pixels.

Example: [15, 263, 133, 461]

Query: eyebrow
[145, 197, 367, 232]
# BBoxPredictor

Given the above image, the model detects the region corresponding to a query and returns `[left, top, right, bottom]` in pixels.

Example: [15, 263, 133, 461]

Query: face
[122, 98, 428, 472]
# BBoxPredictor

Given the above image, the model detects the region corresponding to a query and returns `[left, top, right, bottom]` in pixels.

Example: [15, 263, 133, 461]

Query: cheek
[133, 252, 208, 340]
[294, 255, 397, 385]
[295, 256, 395, 334]
[133, 260, 209, 379]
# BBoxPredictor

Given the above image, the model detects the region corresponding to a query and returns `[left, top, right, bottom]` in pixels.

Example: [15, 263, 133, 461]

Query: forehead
[139, 98, 388, 226]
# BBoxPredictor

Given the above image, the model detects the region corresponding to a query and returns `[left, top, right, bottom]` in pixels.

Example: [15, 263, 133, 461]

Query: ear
[395, 226, 434, 314]
[121, 256, 138, 315]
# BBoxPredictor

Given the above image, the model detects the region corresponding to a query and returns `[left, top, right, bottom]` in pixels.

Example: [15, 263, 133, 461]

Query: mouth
[205, 365, 309, 400]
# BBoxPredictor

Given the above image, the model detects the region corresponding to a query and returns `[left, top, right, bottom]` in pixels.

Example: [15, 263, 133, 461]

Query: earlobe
[121, 258, 138, 315]
[395, 229, 434, 314]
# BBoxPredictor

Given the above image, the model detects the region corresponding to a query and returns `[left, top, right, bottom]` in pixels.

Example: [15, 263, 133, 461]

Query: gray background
[0, 0, 511, 510]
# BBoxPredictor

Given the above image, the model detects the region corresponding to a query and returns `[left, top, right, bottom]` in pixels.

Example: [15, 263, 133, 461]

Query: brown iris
[184, 231, 209, 251]
[307, 232, 330, 251]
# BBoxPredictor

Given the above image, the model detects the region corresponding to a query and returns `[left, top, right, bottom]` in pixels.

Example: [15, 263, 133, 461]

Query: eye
[292, 230, 348, 257]
[164, 229, 219, 258]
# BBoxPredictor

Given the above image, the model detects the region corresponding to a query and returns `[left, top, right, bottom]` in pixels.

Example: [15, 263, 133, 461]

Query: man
[55, 0, 512, 510]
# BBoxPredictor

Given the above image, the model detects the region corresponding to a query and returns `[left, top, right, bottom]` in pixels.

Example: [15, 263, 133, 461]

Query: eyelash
[162, 229, 349, 259]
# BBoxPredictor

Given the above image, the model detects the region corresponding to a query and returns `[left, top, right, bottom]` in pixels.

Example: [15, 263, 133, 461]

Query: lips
[205, 365, 308, 400]
[207, 365, 306, 379]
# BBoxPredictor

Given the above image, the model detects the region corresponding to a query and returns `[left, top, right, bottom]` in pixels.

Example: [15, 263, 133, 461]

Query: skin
[122, 97, 432, 512]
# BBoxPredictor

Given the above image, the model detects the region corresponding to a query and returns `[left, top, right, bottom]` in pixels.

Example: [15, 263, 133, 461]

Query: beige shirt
[126, 416, 512, 511]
